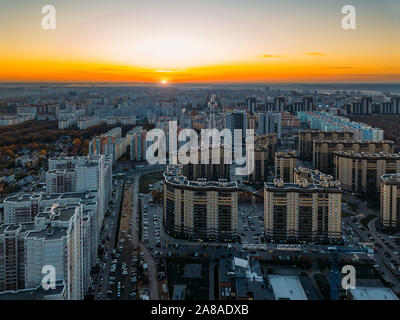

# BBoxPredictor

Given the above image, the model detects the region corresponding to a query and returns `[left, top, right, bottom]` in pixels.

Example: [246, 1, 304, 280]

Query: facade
[126, 126, 147, 161]
[163, 165, 238, 241]
[0, 223, 35, 292]
[248, 134, 277, 184]
[274, 151, 297, 183]
[247, 97, 257, 115]
[334, 151, 400, 199]
[264, 178, 341, 242]
[24, 204, 92, 300]
[297, 112, 384, 141]
[181, 145, 231, 182]
[89, 127, 126, 163]
[225, 111, 247, 146]
[313, 140, 394, 175]
[46, 169, 77, 193]
[257, 112, 282, 139]
[380, 174, 400, 229]
[47, 154, 112, 223]
[0, 196, 99, 299]
[298, 130, 354, 161]
[18, 103, 59, 121]
[346, 96, 400, 115]
[77, 116, 100, 130]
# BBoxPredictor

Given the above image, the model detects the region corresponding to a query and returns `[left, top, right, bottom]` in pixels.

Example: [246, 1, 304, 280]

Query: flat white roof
[234, 257, 249, 269]
[268, 275, 308, 300]
[350, 287, 399, 300]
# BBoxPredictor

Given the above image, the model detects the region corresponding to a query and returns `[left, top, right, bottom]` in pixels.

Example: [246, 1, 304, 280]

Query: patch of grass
[361, 215, 376, 228]
[139, 171, 163, 194]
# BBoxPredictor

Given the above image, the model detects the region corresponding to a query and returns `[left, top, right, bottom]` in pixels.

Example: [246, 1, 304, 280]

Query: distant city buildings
[257, 112, 282, 139]
[313, 139, 394, 175]
[77, 115, 100, 130]
[345, 96, 400, 115]
[17, 103, 59, 121]
[225, 111, 247, 146]
[298, 130, 354, 162]
[89, 127, 127, 163]
[298, 111, 384, 141]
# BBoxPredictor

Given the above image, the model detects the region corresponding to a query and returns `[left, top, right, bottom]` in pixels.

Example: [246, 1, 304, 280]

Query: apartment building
[0, 223, 35, 292]
[248, 134, 277, 184]
[0, 196, 98, 299]
[181, 145, 231, 182]
[275, 151, 298, 183]
[380, 174, 400, 229]
[334, 151, 400, 199]
[313, 140, 394, 175]
[24, 204, 92, 300]
[126, 126, 147, 161]
[299, 130, 354, 161]
[264, 178, 341, 242]
[47, 154, 112, 223]
[46, 169, 77, 193]
[163, 165, 238, 241]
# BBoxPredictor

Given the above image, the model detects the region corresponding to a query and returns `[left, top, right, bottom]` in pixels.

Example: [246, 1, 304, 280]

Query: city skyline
[1, 0, 400, 83]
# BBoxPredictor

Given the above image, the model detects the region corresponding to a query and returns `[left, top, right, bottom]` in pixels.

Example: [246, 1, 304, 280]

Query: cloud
[260, 54, 285, 58]
[305, 52, 326, 56]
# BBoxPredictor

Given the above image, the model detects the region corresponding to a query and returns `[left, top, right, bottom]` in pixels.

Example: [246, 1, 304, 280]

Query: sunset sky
[0, 0, 399, 83]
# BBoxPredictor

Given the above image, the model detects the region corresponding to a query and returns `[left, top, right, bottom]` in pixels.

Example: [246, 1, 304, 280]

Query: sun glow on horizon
[0, 0, 399, 83]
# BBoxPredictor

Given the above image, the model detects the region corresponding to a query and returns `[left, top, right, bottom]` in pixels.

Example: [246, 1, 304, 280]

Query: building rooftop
[350, 287, 398, 300]
[164, 165, 237, 190]
[265, 178, 341, 192]
[334, 151, 400, 160]
[268, 275, 308, 300]
[381, 173, 400, 184]
[219, 255, 268, 300]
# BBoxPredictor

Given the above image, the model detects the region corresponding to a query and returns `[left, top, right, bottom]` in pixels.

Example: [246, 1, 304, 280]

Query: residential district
[0, 84, 400, 300]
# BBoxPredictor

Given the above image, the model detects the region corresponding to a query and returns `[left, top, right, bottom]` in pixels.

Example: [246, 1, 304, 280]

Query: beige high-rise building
[299, 130, 354, 161]
[163, 165, 238, 241]
[313, 140, 394, 175]
[248, 134, 277, 184]
[275, 151, 297, 183]
[334, 151, 400, 198]
[264, 177, 341, 242]
[380, 174, 400, 229]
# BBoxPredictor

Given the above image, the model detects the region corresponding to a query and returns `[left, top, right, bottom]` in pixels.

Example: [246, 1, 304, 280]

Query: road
[132, 174, 160, 300]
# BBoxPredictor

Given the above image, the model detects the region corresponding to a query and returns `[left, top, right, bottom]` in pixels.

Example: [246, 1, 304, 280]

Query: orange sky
[1, 0, 399, 83]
